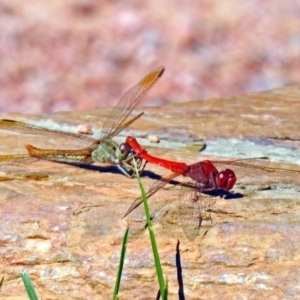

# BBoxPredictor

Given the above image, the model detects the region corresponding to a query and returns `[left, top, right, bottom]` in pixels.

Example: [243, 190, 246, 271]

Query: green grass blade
[20, 271, 39, 300]
[164, 280, 168, 300]
[133, 158, 166, 298]
[113, 228, 130, 300]
[156, 280, 168, 300]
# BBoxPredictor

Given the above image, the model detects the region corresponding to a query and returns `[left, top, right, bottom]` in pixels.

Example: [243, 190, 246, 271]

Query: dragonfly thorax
[91, 139, 125, 164]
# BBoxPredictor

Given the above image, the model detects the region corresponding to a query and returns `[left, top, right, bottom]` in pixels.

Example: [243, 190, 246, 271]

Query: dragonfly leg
[120, 154, 147, 178]
[116, 164, 134, 178]
[132, 158, 147, 175]
[116, 157, 146, 178]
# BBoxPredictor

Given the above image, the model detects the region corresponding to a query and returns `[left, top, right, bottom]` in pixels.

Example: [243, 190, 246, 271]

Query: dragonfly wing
[123, 169, 184, 237]
[0, 119, 96, 144]
[178, 184, 202, 240]
[0, 173, 50, 182]
[178, 181, 216, 240]
[110, 112, 144, 138]
[101, 67, 164, 139]
[0, 154, 37, 164]
[122, 195, 144, 219]
[125, 186, 179, 236]
[122, 168, 184, 218]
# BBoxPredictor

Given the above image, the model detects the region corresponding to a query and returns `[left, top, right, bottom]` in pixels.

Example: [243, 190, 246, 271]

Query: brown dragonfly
[0, 66, 164, 177]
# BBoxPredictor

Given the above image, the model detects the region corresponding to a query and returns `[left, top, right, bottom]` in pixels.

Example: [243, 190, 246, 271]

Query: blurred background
[0, 0, 299, 113]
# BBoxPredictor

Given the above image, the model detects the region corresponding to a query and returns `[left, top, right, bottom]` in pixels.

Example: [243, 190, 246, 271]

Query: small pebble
[148, 135, 160, 143]
[77, 124, 93, 135]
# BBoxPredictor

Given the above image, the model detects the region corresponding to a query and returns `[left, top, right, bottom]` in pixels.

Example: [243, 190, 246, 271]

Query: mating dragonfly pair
[1, 67, 299, 240]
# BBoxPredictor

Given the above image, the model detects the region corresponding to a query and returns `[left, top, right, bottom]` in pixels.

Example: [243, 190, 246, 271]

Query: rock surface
[1, 85, 300, 299]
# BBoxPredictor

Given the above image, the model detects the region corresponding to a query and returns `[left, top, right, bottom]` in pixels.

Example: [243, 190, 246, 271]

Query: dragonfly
[123, 136, 300, 240]
[0, 67, 164, 178]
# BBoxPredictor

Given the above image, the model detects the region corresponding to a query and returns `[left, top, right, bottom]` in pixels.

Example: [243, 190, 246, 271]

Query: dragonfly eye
[216, 169, 236, 191]
[119, 143, 133, 157]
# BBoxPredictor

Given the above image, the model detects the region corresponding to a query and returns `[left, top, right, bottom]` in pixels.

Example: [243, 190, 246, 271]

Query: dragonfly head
[118, 142, 135, 161]
[102, 140, 136, 163]
[216, 169, 236, 190]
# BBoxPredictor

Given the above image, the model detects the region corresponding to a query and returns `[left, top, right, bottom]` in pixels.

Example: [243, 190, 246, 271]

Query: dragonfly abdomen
[25, 144, 93, 164]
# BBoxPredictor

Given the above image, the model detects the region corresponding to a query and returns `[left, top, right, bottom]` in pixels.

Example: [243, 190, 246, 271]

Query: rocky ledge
[0, 85, 300, 299]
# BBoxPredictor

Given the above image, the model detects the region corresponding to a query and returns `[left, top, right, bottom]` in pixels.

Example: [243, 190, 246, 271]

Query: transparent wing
[0, 153, 36, 164]
[101, 67, 164, 139]
[0, 173, 50, 182]
[178, 185, 202, 241]
[125, 179, 217, 240]
[122, 168, 184, 219]
[178, 182, 216, 240]
[0, 119, 96, 144]
[0, 67, 164, 148]
[126, 185, 180, 236]
[109, 112, 144, 138]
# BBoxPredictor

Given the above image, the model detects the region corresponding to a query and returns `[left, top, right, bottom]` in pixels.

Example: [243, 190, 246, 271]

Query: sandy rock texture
[0, 85, 300, 299]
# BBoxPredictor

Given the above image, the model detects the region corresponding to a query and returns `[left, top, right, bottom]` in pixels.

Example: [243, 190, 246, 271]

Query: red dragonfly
[123, 136, 300, 240]
[0, 67, 164, 178]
